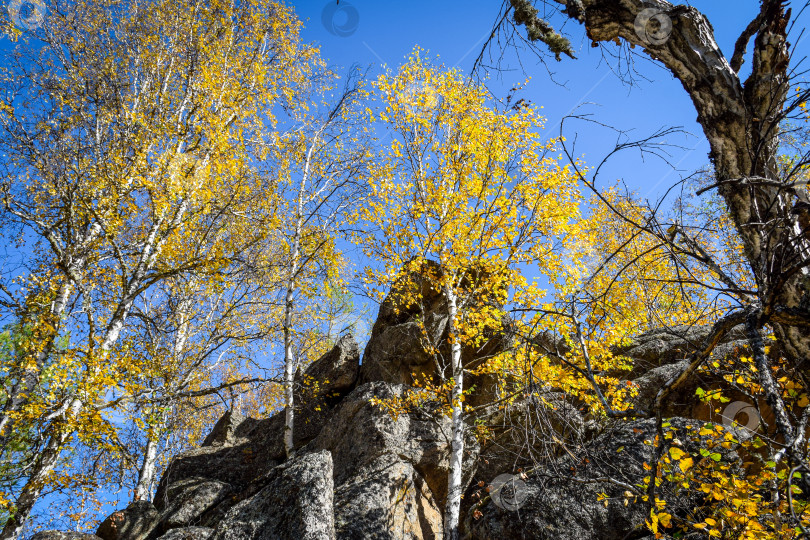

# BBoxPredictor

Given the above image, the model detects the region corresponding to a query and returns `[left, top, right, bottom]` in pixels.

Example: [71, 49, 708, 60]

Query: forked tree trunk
[548, 0, 810, 364]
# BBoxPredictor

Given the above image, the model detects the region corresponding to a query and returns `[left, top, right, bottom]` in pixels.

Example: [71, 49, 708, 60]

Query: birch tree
[0, 0, 317, 535]
[271, 71, 370, 459]
[122, 266, 284, 504]
[358, 52, 581, 540]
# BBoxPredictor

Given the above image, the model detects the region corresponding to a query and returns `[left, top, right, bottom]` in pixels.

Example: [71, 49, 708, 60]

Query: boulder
[201, 410, 250, 448]
[295, 333, 360, 402]
[154, 416, 283, 502]
[309, 381, 478, 539]
[152, 477, 232, 533]
[211, 450, 335, 540]
[96, 501, 159, 540]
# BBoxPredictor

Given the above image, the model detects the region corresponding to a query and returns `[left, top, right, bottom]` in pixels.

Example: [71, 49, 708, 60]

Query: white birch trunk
[283, 130, 320, 460]
[134, 433, 159, 501]
[283, 224, 301, 459]
[0, 398, 81, 540]
[443, 287, 464, 540]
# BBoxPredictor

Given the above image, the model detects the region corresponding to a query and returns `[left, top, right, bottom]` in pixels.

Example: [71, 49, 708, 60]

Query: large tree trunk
[283, 189, 304, 460]
[283, 272, 297, 459]
[546, 0, 810, 363]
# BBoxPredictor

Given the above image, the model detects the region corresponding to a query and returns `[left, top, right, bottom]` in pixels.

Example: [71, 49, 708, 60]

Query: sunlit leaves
[0, 0, 318, 530]
[358, 50, 582, 421]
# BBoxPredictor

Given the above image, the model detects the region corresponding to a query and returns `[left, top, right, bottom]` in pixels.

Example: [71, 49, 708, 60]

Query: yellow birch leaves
[357, 51, 582, 408]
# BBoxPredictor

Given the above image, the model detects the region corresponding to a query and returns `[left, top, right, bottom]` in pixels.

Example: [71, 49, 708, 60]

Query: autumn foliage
[1, 1, 810, 539]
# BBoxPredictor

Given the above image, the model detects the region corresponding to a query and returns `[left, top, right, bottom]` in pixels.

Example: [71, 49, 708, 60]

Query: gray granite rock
[96, 501, 159, 540]
[154, 528, 213, 540]
[153, 477, 232, 533]
[211, 451, 334, 540]
[31, 533, 102, 540]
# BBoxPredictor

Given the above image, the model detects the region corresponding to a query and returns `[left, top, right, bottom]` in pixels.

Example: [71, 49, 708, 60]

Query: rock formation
[38, 279, 756, 540]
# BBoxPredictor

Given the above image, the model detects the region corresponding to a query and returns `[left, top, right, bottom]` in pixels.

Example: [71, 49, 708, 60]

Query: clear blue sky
[291, 0, 810, 348]
[294, 0, 808, 202]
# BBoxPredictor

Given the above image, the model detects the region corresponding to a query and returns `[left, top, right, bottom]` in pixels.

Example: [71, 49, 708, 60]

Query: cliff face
[33, 289, 750, 540]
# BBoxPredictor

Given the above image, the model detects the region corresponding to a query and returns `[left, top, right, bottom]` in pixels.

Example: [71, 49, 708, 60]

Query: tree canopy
[2, 1, 810, 539]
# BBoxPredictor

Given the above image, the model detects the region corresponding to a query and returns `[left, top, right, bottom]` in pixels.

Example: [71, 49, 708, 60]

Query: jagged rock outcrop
[620, 324, 773, 428]
[298, 334, 361, 397]
[358, 266, 450, 387]
[200, 410, 247, 448]
[114, 329, 459, 540]
[462, 323, 755, 538]
[156, 380, 457, 539]
[309, 381, 475, 539]
[45, 276, 756, 540]
[295, 334, 361, 443]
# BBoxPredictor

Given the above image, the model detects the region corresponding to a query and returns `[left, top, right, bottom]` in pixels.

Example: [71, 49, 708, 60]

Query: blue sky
[293, 0, 807, 202]
[292, 0, 810, 344]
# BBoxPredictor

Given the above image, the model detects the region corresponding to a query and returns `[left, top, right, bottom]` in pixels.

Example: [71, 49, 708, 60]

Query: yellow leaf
[669, 447, 686, 460]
